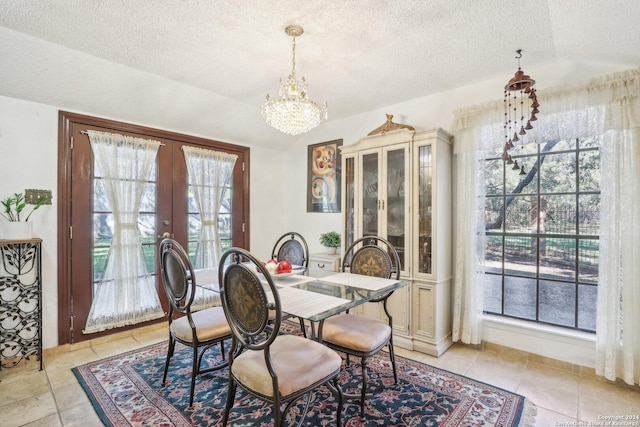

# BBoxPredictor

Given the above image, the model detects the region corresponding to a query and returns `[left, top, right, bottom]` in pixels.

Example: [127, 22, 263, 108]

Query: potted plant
[1, 192, 48, 240]
[319, 231, 341, 255]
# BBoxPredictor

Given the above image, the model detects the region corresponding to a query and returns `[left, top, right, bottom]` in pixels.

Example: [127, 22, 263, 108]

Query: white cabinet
[308, 253, 341, 272]
[340, 127, 453, 356]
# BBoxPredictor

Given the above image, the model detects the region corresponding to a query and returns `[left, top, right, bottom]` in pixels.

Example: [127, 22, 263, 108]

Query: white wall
[0, 59, 631, 368]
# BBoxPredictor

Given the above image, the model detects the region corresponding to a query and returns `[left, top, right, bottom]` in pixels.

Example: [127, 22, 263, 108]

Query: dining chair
[159, 238, 232, 409]
[271, 231, 310, 335]
[318, 235, 400, 417]
[271, 231, 310, 268]
[218, 247, 344, 427]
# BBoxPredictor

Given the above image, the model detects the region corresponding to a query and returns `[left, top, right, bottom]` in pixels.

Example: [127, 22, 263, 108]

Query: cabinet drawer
[308, 253, 341, 272]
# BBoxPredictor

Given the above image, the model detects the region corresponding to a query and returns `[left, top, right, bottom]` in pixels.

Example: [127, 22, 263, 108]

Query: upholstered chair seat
[321, 313, 391, 353]
[169, 307, 231, 343]
[231, 334, 342, 397]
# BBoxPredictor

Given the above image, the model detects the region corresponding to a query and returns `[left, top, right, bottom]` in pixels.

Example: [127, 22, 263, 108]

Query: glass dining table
[194, 267, 408, 339]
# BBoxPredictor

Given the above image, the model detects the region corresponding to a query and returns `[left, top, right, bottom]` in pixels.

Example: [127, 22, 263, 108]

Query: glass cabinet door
[343, 156, 355, 252]
[361, 152, 379, 237]
[385, 147, 406, 270]
[417, 144, 433, 274]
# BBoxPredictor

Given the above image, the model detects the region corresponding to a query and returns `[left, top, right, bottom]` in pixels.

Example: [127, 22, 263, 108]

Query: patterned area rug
[73, 334, 536, 426]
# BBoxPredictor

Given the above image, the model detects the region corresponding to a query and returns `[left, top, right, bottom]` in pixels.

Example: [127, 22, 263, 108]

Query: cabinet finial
[367, 114, 415, 136]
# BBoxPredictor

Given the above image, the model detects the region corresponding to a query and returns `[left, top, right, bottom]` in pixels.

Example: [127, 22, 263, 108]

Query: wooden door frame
[58, 111, 250, 344]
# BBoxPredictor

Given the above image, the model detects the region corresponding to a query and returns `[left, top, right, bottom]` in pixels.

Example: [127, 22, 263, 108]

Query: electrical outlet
[25, 189, 52, 205]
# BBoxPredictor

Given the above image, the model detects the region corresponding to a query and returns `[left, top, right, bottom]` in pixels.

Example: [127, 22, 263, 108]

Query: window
[483, 137, 600, 332]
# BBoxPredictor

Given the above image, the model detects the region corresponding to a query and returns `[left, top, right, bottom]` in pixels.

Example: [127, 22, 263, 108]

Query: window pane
[505, 196, 532, 233]
[549, 139, 576, 151]
[94, 213, 113, 240]
[578, 284, 597, 331]
[219, 213, 231, 239]
[579, 239, 598, 284]
[505, 158, 536, 195]
[219, 188, 232, 214]
[94, 179, 110, 211]
[504, 276, 536, 320]
[579, 194, 599, 235]
[485, 159, 503, 196]
[579, 149, 600, 191]
[140, 182, 156, 212]
[540, 238, 576, 281]
[189, 213, 201, 241]
[484, 274, 503, 314]
[540, 152, 576, 193]
[579, 136, 600, 149]
[519, 142, 540, 156]
[93, 246, 109, 281]
[485, 235, 503, 273]
[504, 236, 536, 277]
[539, 280, 576, 327]
[545, 195, 576, 234]
[485, 197, 504, 231]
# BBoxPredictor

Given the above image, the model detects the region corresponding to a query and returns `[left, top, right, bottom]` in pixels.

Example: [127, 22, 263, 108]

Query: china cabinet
[341, 126, 452, 356]
[0, 238, 43, 369]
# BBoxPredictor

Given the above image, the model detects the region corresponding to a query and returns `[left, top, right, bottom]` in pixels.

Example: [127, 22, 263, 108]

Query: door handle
[158, 232, 171, 239]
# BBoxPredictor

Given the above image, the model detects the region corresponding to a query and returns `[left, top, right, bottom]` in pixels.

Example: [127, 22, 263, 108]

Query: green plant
[319, 231, 341, 248]
[1, 193, 47, 222]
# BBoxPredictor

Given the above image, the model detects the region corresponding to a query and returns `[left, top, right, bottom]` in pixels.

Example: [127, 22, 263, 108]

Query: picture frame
[307, 139, 343, 213]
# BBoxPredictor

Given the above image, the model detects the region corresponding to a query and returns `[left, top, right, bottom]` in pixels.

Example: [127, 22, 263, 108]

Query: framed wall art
[307, 139, 342, 213]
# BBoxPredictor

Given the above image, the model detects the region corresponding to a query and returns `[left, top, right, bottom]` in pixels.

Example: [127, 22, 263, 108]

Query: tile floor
[1, 324, 639, 427]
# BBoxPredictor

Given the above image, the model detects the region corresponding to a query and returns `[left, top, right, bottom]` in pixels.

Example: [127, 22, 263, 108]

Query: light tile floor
[1, 324, 639, 426]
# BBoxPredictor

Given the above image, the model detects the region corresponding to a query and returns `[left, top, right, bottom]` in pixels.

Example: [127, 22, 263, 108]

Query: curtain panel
[84, 130, 164, 334]
[182, 146, 238, 311]
[452, 69, 640, 385]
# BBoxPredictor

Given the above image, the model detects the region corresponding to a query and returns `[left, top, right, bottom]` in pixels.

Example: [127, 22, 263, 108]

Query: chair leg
[188, 345, 199, 409]
[162, 336, 176, 386]
[388, 342, 398, 384]
[333, 376, 343, 426]
[219, 340, 226, 360]
[360, 356, 368, 417]
[222, 377, 237, 426]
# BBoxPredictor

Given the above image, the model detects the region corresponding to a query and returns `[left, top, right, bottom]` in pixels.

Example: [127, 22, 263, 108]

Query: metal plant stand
[0, 238, 43, 370]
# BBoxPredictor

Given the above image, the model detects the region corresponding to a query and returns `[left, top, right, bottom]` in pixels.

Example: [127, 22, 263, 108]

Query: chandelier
[262, 24, 328, 135]
[502, 49, 539, 175]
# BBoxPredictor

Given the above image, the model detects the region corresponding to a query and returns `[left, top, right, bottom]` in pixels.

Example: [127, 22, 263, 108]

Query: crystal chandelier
[262, 25, 328, 135]
[502, 49, 539, 175]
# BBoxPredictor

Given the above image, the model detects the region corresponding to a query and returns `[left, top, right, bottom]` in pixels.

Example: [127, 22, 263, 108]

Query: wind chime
[502, 49, 539, 175]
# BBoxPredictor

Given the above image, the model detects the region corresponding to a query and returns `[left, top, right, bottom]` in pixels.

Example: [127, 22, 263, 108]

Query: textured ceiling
[1, 0, 639, 145]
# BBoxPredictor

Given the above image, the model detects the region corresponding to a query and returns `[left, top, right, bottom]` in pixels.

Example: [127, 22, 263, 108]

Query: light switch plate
[25, 189, 52, 205]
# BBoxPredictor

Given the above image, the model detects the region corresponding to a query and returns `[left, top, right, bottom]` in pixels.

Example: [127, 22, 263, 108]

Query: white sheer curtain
[84, 131, 164, 334]
[182, 146, 237, 269]
[452, 68, 640, 384]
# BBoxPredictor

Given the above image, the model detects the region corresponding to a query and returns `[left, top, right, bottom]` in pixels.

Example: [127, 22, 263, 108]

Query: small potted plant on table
[319, 231, 341, 255]
[1, 191, 49, 240]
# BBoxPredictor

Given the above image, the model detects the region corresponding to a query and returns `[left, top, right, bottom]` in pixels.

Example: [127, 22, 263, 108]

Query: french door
[58, 112, 250, 344]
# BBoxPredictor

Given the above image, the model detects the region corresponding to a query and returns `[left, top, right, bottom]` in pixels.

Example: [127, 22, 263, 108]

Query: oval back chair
[319, 235, 400, 417]
[218, 247, 343, 427]
[271, 231, 310, 268]
[158, 238, 232, 409]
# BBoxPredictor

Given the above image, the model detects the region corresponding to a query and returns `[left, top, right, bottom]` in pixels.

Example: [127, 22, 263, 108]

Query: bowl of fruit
[260, 259, 293, 275]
